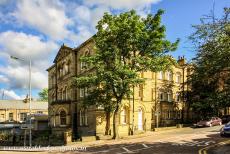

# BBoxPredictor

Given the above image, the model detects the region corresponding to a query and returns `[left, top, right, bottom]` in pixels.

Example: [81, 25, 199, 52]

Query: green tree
[38, 88, 48, 101]
[189, 7, 230, 117]
[74, 9, 179, 139]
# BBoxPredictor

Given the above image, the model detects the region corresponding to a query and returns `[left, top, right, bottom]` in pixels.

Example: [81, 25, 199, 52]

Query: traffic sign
[20, 124, 34, 129]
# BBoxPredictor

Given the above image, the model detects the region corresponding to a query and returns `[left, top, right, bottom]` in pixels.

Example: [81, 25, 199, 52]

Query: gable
[53, 44, 73, 63]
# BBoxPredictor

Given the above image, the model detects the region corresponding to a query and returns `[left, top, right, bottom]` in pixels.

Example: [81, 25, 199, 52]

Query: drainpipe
[155, 72, 159, 128]
[132, 86, 135, 135]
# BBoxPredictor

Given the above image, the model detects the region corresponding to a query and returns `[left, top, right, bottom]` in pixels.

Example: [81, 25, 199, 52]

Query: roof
[53, 44, 73, 63]
[46, 64, 55, 71]
[0, 100, 48, 110]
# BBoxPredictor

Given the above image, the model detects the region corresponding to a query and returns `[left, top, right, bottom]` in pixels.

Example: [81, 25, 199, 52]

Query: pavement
[0, 125, 229, 154]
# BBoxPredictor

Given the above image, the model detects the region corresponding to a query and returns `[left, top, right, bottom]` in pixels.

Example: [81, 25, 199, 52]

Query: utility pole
[2, 90, 4, 100]
[10, 56, 32, 147]
[29, 59, 32, 147]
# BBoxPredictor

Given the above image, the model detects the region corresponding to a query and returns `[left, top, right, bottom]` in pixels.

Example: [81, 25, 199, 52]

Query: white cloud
[72, 5, 109, 44]
[84, 0, 161, 10]
[74, 5, 91, 23]
[0, 89, 22, 100]
[0, 31, 56, 91]
[0, 31, 58, 61]
[0, 0, 8, 5]
[13, 0, 73, 40]
[0, 74, 9, 83]
[71, 0, 161, 44]
[0, 0, 163, 99]
[0, 65, 48, 90]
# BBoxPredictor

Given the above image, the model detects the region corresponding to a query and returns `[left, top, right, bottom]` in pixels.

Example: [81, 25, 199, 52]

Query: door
[138, 108, 143, 130]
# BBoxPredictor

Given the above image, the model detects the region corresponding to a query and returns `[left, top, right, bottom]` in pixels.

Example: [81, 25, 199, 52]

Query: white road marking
[142, 144, 148, 148]
[122, 147, 133, 153]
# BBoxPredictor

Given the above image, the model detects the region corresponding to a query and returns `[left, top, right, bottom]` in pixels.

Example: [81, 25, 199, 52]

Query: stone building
[0, 100, 48, 124]
[47, 37, 191, 140]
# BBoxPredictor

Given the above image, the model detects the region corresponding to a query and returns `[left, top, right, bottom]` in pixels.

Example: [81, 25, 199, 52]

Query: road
[0, 125, 229, 154]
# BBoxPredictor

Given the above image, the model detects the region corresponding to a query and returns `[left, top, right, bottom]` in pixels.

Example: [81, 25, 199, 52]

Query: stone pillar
[64, 130, 72, 145]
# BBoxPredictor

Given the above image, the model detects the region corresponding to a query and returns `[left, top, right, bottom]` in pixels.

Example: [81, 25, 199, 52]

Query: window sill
[120, 123, 128, 126]
[59, 125, 67, 127]
[79, 125, 89, 127]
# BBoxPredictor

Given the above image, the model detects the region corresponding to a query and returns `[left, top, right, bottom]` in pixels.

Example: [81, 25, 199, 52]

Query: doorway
[138, 108, 143, 130]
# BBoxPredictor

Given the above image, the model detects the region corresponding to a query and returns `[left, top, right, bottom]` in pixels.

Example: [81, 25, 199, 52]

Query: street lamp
[10, 55, 32, 147]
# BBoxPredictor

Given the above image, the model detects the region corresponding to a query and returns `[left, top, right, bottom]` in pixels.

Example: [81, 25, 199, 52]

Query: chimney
[178, 55, 186, 66]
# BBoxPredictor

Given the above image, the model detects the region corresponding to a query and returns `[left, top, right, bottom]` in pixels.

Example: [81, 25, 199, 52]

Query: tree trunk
[112, 104, 119, 139]
[186, 102, 191, 121]
[105, 111, 110, 135]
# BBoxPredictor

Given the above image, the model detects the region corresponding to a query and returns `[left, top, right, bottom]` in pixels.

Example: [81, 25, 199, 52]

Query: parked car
[221, 115, 230, 124]
[220, 121, 230, 137]
[196, 117, 222, 127]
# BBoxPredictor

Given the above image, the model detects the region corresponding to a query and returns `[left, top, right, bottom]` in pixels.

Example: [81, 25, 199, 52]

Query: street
[0, 125, 229, 154]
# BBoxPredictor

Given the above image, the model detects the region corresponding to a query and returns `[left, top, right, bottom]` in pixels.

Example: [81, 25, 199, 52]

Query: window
[80, 109, 88, 126]
[0, 114, 4, 119]
[9, 113, 13, 121]
[65, 87, 68, 99]
[176, 73, 181, 83]
[60, 110, 66, 125]
[63, 88, 66, 100]
[159, 92, 164, 101]
[167, 71, 173, 81]
[80, 88, 84, 97]
[0, 114, 5, 122]
[59, 67, 63, 77]
[80, 88, 87, 97]
[20, 113, 27, 121]
[158, 71, 163, 80]
[120, 108, 127, 124]
[64, 63, 69, 75]
[85, 88, 88, 96]
[167, 110, 171, 119]
[80, 61, 87, 70]
[52, 75, 55, 86]
[52, 93, 56, 102]
[176, 93, 180, 102]
[60, 90, 63, 100]
[177, 110, 182, 119]
[139, 84, 143, 100]
[167, 92, 173, 102]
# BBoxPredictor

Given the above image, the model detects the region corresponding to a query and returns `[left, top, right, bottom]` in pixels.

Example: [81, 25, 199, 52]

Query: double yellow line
[198, 139, 230, 154]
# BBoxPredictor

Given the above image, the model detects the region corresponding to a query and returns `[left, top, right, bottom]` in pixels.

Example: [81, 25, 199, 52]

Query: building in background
[0, 100, 48, 130]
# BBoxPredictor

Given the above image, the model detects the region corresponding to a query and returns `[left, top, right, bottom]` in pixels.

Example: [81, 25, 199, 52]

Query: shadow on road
[57, 133, 229, 154]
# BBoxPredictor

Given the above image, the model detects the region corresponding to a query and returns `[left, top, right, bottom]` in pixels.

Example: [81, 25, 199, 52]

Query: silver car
[220, 122, 230, 137]
[196, 117, 222, 127]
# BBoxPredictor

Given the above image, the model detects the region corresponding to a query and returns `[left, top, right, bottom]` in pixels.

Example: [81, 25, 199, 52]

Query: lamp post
[10, 56, 32, 147]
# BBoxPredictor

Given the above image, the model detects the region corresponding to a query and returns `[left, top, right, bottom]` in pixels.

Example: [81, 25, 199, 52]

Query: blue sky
[0, 0, 229, 100]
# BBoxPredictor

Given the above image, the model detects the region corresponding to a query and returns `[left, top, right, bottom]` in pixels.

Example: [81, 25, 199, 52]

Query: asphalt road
[0, 125, 229, 154]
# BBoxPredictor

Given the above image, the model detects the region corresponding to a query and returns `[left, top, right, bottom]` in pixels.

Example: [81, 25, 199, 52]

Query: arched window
[60, 110, 66, 125]
[158, 90, 164, 101]
[167, 71, 173, 81]
[176, 72, 181, 83]
[59, 67, 63, 77]
[158, 71, 163, 80]
[167, 91, 173, 102]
